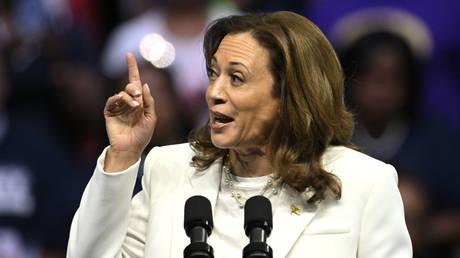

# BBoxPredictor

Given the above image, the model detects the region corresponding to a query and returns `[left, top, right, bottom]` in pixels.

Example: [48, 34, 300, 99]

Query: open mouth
[212, 112, 234, 126]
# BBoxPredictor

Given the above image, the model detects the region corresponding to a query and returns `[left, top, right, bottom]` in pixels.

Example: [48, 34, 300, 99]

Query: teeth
[213, 112, 233, 125]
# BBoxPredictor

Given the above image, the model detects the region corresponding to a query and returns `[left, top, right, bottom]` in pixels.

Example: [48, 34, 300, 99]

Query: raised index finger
[126, 52, 141, 84]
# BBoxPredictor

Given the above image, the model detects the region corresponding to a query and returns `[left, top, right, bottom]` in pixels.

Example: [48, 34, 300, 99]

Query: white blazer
[67, 143, 412, 258]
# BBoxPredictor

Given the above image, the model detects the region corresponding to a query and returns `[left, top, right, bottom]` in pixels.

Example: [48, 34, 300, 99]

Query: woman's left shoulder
[322, 145, 397, 184]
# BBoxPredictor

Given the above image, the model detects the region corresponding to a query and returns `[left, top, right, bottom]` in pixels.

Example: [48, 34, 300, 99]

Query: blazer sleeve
[67, 147, 152, 258]
[357, 164, 413, 258]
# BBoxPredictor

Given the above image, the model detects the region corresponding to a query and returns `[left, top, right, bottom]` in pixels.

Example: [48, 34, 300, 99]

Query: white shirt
[209, 171, 281, 258]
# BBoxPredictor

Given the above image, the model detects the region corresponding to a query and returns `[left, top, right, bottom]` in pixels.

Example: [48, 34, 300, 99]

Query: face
[353, 48, 408, 120]
[206, 32, 280, 151]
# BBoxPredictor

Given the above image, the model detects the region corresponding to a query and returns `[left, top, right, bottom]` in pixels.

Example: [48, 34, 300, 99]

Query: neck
[228, 148, 274, 178]
[360, 114, 391, 138]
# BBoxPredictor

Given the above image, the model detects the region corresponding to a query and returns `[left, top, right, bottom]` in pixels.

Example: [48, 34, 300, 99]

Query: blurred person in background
[338, 26, 460, 257]
[0, 0, 110, 256]
[47, 33, 107, 175]
[0, 48, 73, 258]
[303, 0, 460, 129]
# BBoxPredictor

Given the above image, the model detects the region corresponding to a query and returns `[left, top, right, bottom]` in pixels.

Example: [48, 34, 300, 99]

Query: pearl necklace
[222, 164, 279, 208]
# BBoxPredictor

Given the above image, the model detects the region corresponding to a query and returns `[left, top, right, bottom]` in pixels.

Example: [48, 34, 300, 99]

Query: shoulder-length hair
[189, 11, 354, 204]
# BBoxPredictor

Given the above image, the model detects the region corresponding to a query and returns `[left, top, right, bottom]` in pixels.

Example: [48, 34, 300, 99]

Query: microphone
[243, 196, 273, 258]
[184, 195, 214, 258]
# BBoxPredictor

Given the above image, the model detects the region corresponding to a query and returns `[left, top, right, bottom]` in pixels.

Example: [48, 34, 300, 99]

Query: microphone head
[244, 196, 273, 237]
[184, 195, 214, 237]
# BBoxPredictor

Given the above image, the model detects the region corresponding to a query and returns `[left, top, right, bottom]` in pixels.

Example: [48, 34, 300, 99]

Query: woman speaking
[67, 11, 412, 257]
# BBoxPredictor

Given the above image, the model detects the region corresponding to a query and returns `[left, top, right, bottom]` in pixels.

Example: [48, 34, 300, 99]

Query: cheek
[205, 87, 211, 107]
[237, 100, 279, 135]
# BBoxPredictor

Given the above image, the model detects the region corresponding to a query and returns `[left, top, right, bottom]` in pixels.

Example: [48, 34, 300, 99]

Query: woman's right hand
[103, 53, 157, 172]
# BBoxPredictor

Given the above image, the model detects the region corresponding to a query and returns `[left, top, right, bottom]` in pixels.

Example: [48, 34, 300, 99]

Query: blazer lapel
[189, 158, 223, 207]
[168, 158, 223, 257]
[167, 156, 319, 258]
[269, 186, 318, 258]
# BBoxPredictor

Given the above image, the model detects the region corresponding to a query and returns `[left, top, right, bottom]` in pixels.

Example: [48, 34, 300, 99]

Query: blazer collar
[189, 157, 223, 208]
[169, 158, 223, 257]
[170, 157, 319, 258]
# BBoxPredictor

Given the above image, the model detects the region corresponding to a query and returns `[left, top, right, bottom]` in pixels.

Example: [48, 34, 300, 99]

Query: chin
[210, 134, 234, 149]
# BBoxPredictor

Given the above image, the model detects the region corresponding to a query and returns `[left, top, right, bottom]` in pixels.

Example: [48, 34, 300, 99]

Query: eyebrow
[211, 56, 249, 72]
[229, 61, 249, 73]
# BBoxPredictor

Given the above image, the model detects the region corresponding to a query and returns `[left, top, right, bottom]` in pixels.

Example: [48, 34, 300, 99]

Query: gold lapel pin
[290, 204, 301, 215]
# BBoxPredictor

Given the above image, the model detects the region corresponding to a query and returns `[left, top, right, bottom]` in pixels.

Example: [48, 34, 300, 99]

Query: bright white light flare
[139, 33, 175, 68]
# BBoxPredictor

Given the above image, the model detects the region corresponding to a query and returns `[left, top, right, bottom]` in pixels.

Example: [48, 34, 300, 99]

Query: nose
[206, 78, 226, 106]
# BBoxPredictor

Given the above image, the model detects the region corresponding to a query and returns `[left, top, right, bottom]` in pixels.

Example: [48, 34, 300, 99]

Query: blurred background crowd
[0, 0, 459, 257]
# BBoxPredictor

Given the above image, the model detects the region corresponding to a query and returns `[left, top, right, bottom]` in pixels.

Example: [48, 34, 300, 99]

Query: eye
[231, 74, 243, 84]
[206, 67, 218, 80]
